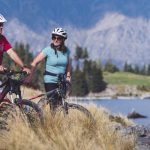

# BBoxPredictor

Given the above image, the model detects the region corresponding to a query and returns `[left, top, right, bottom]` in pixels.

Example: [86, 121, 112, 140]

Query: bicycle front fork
[64, 102, 68, 114]
[9, 92, 21, 105]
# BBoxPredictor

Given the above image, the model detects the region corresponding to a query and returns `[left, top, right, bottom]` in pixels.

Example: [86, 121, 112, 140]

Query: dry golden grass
[21, 86, 43, 102]
[0, 104, 136, 150]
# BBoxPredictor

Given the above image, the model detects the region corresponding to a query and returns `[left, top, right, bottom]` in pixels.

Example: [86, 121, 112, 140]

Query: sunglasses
[52, 36, 63, 41]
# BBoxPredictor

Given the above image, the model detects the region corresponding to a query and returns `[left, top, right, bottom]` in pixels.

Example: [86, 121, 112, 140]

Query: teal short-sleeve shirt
[42, 46, 70, 83]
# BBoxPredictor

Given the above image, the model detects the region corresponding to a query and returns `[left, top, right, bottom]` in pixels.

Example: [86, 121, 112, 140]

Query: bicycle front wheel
[56, 103, 94, 123]
[21, 99, 44, 126]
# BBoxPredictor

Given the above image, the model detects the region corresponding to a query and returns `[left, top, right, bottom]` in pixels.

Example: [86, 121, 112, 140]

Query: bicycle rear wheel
[20, 99, 44, 126]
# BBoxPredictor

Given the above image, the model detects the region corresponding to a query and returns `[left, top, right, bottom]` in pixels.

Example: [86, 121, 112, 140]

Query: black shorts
[44, 83, 61, 105]
[44, 82, 58, 91]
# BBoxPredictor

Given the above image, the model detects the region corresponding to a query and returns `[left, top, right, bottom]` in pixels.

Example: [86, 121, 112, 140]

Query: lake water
[76, 99, 150, 126]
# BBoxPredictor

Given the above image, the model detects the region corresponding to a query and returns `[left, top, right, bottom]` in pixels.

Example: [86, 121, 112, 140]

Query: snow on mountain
[4, 13, 150, 67]
[96, 13, 150, 66]
[68, 13, 150, 67]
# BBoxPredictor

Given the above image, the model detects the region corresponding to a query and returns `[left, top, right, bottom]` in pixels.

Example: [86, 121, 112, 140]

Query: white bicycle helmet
[0, 14, 7, 23]
[52, 28, 67, 39]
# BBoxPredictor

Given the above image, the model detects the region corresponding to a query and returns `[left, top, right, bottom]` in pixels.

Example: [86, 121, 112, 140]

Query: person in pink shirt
[0, 14, 30, 73]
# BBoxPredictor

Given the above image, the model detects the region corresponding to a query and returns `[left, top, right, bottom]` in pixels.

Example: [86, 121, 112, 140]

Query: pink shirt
[0, 35, 12, 64]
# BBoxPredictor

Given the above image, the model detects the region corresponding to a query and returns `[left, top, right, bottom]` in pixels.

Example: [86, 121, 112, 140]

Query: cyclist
[0, 14, 30, 73]
[28, 28, 71, 106]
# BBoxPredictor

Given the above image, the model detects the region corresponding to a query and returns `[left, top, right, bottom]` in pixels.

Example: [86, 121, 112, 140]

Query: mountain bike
[33, 74, 94, 122]
[0, 69, 44, 129]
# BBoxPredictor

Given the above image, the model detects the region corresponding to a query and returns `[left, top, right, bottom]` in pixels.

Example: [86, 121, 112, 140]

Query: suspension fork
[9, 92, 14, 103]
[62, 98, 68, 114]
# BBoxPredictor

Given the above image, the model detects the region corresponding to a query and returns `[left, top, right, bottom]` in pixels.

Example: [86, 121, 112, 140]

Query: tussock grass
[0, 105, 135, 150]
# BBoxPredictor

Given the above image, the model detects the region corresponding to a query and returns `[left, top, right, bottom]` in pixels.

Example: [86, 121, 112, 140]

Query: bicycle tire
[21, 99, 44, 126]
[37, 98, 48, 109]
[0, 102, 15, 131]
[38, 98, 94, 122]
[55, 102, 94, 122]
[0, 102, 14, 119]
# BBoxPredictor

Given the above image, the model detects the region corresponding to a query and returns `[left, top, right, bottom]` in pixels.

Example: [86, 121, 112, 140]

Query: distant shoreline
[69, 84, 150, 101]
[68, 95, 150, 101]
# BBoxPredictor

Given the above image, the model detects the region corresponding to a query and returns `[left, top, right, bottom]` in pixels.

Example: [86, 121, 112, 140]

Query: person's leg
[44, 83, 58, 94]
[44, 83, 60, 111]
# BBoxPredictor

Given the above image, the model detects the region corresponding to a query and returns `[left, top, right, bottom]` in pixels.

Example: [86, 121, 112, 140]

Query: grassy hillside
[103, 72, 150, 87]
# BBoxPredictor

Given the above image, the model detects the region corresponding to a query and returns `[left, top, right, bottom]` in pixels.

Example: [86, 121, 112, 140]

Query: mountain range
[1, 0, 150, 67]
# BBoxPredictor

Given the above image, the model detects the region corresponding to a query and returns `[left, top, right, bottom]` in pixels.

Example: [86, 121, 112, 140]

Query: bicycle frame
[29, 74, 70, 106]
[36, 74, 94, 121]
[0, 70, 45, 126]
[0, 71, 26, 104]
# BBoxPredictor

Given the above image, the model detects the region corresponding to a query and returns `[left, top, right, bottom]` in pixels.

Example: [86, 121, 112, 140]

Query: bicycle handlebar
[0, 69, 27, 76]
[0, 69, 27, 77]
[0, 69, 28, 88]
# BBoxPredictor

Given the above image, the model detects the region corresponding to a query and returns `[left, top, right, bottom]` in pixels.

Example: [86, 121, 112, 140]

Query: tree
[74, 45, 89, 59]
[82, 48, 89, 59]
[71, 69, 89, 96]
[123, 62, 128, 72]
[146, 64, 150, 75]
[83, 60, 107, 93]
[104, 59, 119, 73]
[72, 46, 107, 96]
[88, 63, 107, 93]
[134, 65, 140, 74]
[83, 60, 92, 74]
[74, 45, 83, 59]
[123, 62, 134, 73]
[140, 65, 146, 75]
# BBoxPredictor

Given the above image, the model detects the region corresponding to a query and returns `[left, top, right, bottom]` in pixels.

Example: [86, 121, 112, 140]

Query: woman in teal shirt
[29, 28, 71, 105]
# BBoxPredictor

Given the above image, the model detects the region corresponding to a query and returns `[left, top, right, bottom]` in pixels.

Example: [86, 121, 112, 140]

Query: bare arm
[23, 52, 46, 82]
[30, 51, 46, 74]
[7, 48, 31, 73]
[31, 51, 45, 68]
[7, 48, 24, 68]
[66, 57, 72, 82]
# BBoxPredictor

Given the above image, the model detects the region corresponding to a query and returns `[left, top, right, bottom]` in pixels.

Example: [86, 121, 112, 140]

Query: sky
[1, 0, 150, 31]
